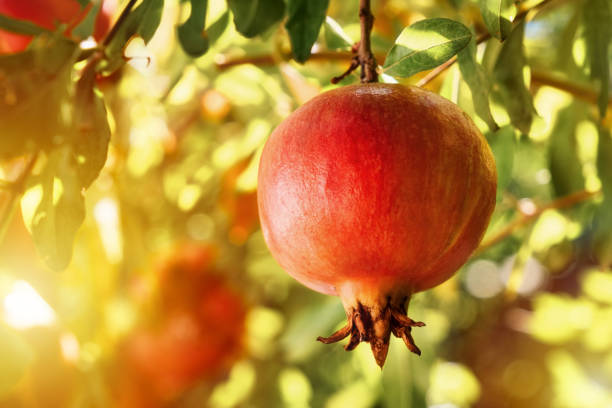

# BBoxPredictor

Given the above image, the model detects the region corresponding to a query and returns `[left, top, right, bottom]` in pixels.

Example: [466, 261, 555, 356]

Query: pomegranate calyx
[317, 297, 425, 367]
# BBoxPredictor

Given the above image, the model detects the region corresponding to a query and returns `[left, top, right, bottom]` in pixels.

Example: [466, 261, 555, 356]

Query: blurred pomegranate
[111, 243, 247, 406]
[0, 0, 112, 54]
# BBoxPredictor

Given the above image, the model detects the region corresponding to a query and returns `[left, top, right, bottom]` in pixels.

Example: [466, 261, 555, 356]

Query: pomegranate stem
[358, 0, 378, 83]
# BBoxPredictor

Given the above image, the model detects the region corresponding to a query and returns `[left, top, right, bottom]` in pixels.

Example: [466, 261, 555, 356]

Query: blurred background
[0, 0, 611, 407]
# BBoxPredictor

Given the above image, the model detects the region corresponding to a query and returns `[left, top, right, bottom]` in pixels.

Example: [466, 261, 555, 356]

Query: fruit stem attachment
[358, 0, 378, 83]
[331, 0, 378, 84]
[317, 291, 424, 367]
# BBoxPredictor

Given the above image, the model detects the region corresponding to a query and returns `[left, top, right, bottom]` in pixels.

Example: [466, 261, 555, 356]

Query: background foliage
[0, 0, 611, 407]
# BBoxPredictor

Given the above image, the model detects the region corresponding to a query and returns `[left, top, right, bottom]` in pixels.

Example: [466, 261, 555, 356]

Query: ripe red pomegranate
[0, 0, 111, 54]
[257, 83, 497, 366]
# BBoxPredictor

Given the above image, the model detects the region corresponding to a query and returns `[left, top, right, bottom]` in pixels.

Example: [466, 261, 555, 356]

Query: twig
[415, 32, 491, 87]
[474, 189, 600, 256]
[102, 0, 138, 47]
[531, 69, 612, 107]
[357, 0, 378, 83]
[331, 56, 359, 84]
[212, 47, 610, 108]
[213, 49, 610, 108]
[415, 54, 461, 88]
[215, 51, 368, 70]
[0, 153, 39, 245]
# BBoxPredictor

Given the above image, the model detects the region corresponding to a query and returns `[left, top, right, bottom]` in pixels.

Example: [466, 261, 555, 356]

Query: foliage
[0, 0, 610, 407]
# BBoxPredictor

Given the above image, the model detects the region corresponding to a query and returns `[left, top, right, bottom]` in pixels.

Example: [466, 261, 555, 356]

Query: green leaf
[594, 125, 612, 266]
[227, 0, 286, 38]
[14, 56, 110, 271]
[0, 324, 33, 397]
[324, 16, 353, 50]
[493, 21, 535, 134]
[0, 37, 78, 158]
[548, 103, 586, 197]
[487, 125, 515, 201]
[207, 10, 230, 44]
[0, 14, 49, 36]
[130, 0, 164, 43]
[383, 18, 471, 78]
[556, 4, 581, 71]
[457, 37, 499, 131]
[583, 0, 611, 119]
[104, 0, 164, 68]
[285, 0, 329, 63]
[70, 63, 110, 188]
[21, 147, 86, 271]
[597, 124, 612, 199]
[177, 0, 209, 57]
[73, 0, 102, 40]
[177, 9, 228, 57]
[479, 0, 514, 41]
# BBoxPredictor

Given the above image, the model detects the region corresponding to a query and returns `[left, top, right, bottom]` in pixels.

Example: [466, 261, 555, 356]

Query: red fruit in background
[112, 243, 247, 406]
[219, 158, 260, 245]
[120, 308, 245, 404]
[257, 84, 497, 366]
[155, 242, 219, 308]
[0, 0, 111, 54]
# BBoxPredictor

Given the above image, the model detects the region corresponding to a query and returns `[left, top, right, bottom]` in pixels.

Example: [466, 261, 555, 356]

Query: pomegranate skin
[258, 83, 496, 296]
[257, 84, 496, 365]
[0, 0, 111, 54]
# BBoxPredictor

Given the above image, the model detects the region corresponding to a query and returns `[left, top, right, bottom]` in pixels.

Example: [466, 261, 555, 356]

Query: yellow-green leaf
[383, 18, 471, 78]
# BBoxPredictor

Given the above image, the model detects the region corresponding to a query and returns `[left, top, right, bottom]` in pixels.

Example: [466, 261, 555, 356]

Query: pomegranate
[111, 243, 247, 406]
[257, 83, 497, 366]
[0, 0, 111, 54]
[119, 308, 245, 404]
[155, 241, 219, 308]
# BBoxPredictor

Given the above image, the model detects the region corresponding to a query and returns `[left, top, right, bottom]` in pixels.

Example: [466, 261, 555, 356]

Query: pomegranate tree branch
[331, 56, 359, 84]
[213, 51, 609, 106]
[474, 189, 600, 255]
[358, 0, 378, 83]
[215, 51, 372, 70]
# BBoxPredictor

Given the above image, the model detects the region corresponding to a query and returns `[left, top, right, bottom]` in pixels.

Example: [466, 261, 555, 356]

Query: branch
[531, 69, 612, 107]
[331, 56, 359, 84]
[213, 50, 610, 107]
[415, 32, 490, 87]
[474, 189, 601, 256]
[358, 0, 378, 83]
[215, 51, 367, 70]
